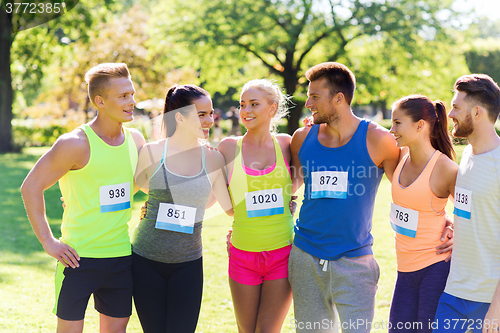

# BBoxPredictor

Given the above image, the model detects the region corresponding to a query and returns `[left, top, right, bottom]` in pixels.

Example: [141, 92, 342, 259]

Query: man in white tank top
[433, 74, 500, 333]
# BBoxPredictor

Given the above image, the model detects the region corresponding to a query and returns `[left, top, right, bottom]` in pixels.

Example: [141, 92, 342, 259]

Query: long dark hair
[163, 84, 210, 137]
[393, 94, 455, 161]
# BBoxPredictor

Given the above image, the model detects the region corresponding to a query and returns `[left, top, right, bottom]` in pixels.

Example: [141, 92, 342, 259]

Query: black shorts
[53, 256, 133, 321]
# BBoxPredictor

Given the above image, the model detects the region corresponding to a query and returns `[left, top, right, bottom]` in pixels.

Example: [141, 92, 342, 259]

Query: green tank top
[228, 135, 293, 252]
[58, 124, 138, 257]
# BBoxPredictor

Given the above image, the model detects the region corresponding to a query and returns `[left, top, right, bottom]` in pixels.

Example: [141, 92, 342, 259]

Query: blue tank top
[294, 120, 384, 260]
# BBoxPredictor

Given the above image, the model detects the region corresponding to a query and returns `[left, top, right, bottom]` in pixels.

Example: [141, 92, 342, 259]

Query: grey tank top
[131, 139, 212, 263]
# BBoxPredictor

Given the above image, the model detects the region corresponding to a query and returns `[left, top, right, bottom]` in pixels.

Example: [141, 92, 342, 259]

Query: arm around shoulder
[128, 127, 146, 153]
[367, 124, 399, 183]
[135, 141, 163, 193]
[207, 148, 234, 216]
[217, 136, 238, 165]
[431, 154, 459, 199]
[290, 127, 310, 193]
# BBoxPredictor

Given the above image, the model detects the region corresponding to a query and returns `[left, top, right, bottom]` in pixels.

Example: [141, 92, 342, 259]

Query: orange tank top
[391, 150, 449, 272]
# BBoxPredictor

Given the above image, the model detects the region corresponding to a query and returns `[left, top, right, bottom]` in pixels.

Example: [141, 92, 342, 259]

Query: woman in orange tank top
[388, 95, 459, 333]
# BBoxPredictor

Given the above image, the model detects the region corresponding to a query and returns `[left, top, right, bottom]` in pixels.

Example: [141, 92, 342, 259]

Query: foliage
[345, 34, 469, 118]
[1, 0, 120, 152]
[45, 4, 200, 116]
[11, 102, 84, 147]
[8, 3, 200, 149]
[463, 38, 500, 85]
[467, 18, 500, 39]
[148, 0, 460, 132]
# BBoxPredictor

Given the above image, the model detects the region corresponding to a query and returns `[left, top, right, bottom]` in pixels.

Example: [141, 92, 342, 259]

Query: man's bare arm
[367, 124, 400, 183]
[21, 133, 87, 268]
[290, 127, 309, 194]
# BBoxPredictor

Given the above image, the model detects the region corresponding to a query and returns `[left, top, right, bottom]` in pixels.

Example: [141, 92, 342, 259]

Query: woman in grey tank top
[131, 85, 233, 333]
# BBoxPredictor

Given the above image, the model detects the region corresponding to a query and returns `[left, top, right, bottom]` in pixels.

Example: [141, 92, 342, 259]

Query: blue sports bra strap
[160, 138, 168, 164]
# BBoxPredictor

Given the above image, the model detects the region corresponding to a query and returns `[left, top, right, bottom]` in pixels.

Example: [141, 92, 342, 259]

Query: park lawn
[0, 145, 464, 332]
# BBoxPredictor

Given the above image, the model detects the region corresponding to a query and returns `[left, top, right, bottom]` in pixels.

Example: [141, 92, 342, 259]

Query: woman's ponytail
[431, 101, 455, 161]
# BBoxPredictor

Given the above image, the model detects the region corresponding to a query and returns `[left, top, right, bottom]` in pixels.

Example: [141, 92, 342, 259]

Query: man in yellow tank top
[21, 63, 145, 333]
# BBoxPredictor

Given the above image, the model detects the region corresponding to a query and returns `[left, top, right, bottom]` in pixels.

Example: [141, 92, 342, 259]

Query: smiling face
[390, 108, 420, 147]
[449, 91, 474, 138]
[97, 77, 136, 123]
[305, 78, 338, 125]
[181, 95, 214, 140]
[239, 88, 276, 131]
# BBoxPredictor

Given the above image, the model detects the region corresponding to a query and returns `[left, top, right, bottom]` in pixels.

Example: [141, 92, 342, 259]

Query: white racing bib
[156, 202, 197, 234]
[311, 171, 348, 199]
[390, 203, 419, 238]
[453, 186, 472, 220]
[245, 188, 284, 218]
[99, 182, 131, 213]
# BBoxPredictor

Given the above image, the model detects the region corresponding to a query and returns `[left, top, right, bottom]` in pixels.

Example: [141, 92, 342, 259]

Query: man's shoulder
[293, 125, 312, 136]
[125, 127, 146, 150]
[38, 128, 89, 170]
[275, 133, 292, 143]
[125, 126, 141, 136]
[366, 121, 397, 149]
[291, 126, 312, 143]
[365, 120, 399, 173]
[54, 127, 89, 152]
[366, 121, 391, 139]
[138, 139, 164, 156]
[290, 126, 313, 155]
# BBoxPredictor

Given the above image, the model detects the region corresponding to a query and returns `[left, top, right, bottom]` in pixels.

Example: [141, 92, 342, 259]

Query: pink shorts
[228, 244, 292, 285]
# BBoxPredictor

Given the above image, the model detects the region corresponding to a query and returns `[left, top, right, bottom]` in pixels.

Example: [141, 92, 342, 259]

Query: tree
[43, 5, 197, 119]
[0, 0, 114, 152]
[463, 38, 500, 85]
[0, 7, 13, 152]
[151, 0, 458, 133]
[0, 0, 84, 152]
[346, 34, 469, 118]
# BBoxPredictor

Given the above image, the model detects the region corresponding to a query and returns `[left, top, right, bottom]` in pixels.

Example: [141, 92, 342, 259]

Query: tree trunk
[282, 71, 302, 135]
[0, 9, 13, 153]
[381, 99, 389, 119]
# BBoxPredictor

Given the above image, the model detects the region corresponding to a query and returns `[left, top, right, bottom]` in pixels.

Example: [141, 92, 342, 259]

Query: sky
[454, 0, 500, 20]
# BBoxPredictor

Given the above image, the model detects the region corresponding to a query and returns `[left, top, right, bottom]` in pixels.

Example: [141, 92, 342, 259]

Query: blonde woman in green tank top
[218, 79, 300, 333]
[132, 85, 233, 333]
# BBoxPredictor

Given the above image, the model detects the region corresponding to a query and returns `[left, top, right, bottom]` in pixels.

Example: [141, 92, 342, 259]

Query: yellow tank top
[58, 124, 137, 257]
[228, 136, 293, 252]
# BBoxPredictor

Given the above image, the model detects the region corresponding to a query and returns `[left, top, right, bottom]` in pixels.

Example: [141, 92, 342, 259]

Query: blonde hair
[241, 79, 291, 133]
[84, 63, 131, 107]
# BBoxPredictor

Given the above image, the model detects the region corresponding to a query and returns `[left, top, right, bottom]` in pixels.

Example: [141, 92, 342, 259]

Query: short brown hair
[305, 62, 356, 105]
[454, 74, 500, 123]
[84, 63, 131, 107]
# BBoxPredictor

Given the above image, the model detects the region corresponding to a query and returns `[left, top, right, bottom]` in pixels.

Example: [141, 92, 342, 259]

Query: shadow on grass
[0, 151, 64, 256]
[0, 149, 150, 257]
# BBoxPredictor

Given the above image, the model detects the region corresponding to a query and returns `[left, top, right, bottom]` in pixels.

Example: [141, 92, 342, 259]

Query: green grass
[0, 145, 466, 332]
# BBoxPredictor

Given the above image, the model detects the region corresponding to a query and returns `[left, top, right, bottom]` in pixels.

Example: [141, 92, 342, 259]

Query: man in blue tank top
[288, 62, 401, 333]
